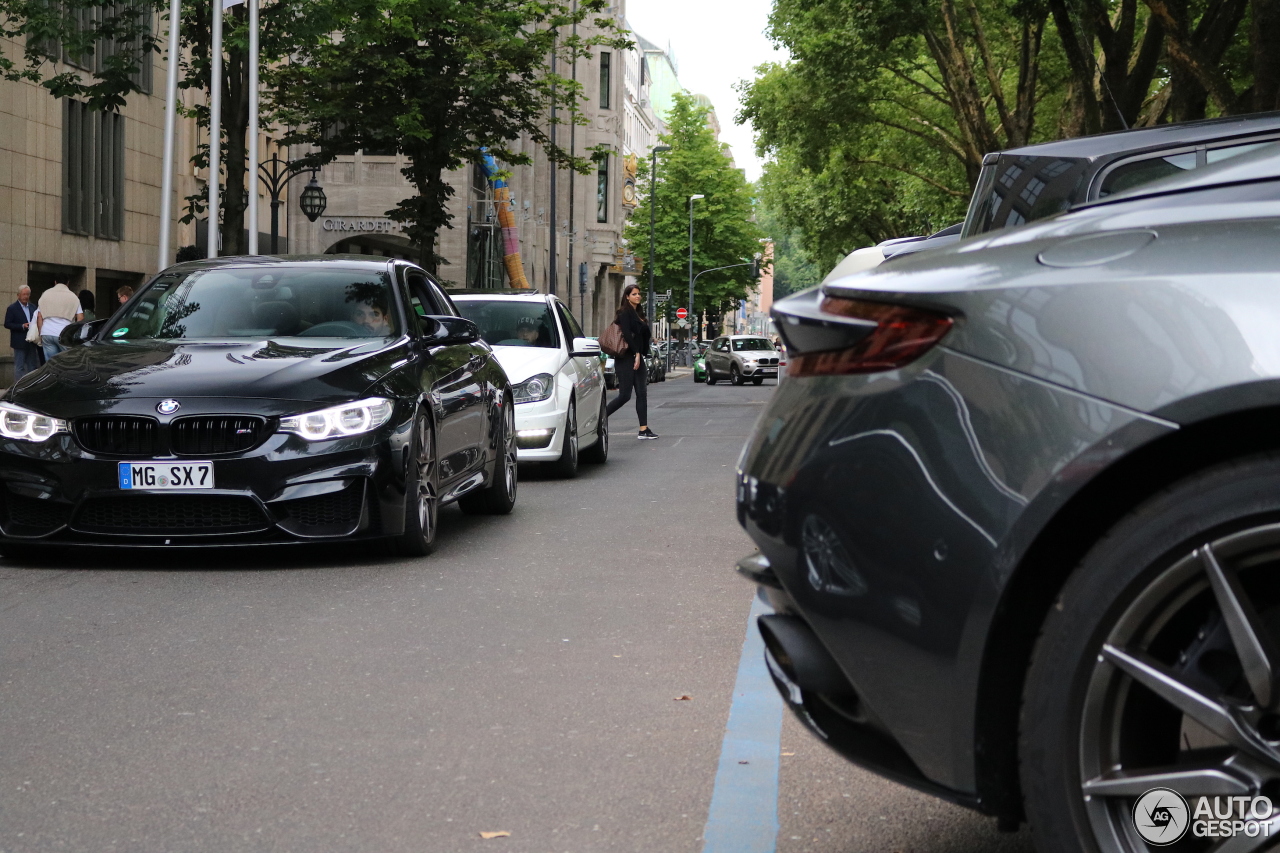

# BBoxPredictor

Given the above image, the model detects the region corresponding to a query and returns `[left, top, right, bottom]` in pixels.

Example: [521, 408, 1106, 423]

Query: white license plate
[117, 462, 214, 490]
[761, 368, 778, 374]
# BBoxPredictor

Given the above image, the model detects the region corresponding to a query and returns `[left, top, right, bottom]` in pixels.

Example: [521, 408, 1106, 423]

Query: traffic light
[750, 253, 761, 280]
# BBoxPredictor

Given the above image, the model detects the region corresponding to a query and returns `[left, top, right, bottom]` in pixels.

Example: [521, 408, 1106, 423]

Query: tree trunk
[1253, 0, 1280, 110]
[221, 9, 250, 257]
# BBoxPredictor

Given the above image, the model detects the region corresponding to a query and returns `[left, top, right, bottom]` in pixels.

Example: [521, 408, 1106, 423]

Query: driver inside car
[351, 298, 392, 336]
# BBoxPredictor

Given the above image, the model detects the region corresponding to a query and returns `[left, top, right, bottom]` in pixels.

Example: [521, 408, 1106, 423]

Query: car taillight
[785, 296, 954, 377]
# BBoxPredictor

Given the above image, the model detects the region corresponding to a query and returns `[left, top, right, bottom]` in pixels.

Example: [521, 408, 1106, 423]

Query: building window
[596, 153, 609, 223]
[62, 99, 124, 240]
[599, 51, 611, 109]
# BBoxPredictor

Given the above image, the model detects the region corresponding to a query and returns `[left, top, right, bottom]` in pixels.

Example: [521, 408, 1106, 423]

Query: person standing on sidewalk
[606, 284, 658, 440]
[36, 278, 83, 361]
[5, 286, 41, 381]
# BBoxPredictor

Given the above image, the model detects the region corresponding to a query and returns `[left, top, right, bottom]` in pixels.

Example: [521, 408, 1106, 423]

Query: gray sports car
[737, 145, 1280, 852]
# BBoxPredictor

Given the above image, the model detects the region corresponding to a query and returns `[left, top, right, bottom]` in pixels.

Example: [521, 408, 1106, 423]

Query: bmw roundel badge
[157, 399, 181, 415]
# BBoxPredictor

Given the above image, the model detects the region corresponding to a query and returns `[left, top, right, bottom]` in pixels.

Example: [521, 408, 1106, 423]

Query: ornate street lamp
[257, 155, 327, 254]
[298, 172, 328, 223]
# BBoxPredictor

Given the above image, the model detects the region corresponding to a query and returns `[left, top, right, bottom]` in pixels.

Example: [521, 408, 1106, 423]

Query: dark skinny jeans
[607, 352, 647, 427]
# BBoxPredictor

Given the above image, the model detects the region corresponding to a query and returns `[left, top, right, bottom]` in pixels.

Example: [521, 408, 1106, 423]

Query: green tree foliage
[756, 197, 820, 299]
[742, 0, 1280, 274]
[0, 0, 160, 111]
[178, 0, 327, 256]
[625, 92, 765, 335]
[270, 0, 628, 272]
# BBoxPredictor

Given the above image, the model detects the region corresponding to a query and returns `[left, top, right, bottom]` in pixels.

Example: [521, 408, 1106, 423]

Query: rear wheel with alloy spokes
[1022, 455, 1280, 853]
[459, 396, 517, 515]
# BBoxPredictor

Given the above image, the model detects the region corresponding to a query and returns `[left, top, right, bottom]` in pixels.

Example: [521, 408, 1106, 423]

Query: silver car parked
[703, 335, 780, 386]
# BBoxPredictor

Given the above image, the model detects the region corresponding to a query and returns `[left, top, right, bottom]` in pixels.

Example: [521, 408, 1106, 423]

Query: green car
[693, 353, 708, 383]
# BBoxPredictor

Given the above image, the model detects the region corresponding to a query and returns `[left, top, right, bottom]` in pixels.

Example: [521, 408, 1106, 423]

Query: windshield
[732, 338, 774, 352]
[453, 300, 560, 349]
[106, 266, 400, 340]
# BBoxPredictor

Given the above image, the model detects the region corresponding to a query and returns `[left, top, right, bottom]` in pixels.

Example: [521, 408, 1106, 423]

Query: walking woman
[606, 284, 658, 439]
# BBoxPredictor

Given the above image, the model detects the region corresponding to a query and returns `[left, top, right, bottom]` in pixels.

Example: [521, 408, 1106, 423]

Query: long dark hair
[616, 284, 646, 321]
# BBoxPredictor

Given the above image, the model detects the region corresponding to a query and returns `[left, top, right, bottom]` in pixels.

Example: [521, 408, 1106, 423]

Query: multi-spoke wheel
[459, 396, 517, 515]
[581, 395, 608, 464]
[392, 414, 437, 557]
[1022, 457, 1280, 853]
[549, 398, 579, 478]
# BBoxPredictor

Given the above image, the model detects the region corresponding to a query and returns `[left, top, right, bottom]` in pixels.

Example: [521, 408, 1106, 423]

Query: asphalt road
[0, 373, 1035, 853]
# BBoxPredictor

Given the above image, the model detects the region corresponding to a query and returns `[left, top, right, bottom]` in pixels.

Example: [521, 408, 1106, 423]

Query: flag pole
[246, 0, 259, 254]
[206, 0, 223, 258]
[157, 0, 182, 271]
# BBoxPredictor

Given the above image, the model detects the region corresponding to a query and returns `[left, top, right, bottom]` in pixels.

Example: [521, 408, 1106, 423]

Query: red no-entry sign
[676, 307, 688, 319]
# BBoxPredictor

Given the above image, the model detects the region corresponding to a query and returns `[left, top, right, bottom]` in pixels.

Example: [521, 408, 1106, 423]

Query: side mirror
[570, 337, 600, 358]
[422, 315, 480, 347]
[59, 318, 110, 347]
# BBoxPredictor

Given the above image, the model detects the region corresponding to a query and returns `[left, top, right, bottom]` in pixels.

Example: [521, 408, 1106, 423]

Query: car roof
[996, 112, 1280, 161]
[449, 289, 551, 302]
[162, 254, 398, 274]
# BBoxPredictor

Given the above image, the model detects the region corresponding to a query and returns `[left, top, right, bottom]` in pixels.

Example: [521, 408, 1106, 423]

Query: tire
[752, 377, 764, 386]
[581, 395, 609, 464]
[1021, 453, 1280, 853]
[458, 397, 517, 515]
[707, 373, 717, 385]
[548, 397, 579, 478]
[390, 414, 438, 557]
[731, 364, 744, 386]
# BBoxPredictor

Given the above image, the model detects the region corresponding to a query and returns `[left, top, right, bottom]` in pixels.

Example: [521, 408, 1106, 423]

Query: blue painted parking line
[701, 594, 784, 853]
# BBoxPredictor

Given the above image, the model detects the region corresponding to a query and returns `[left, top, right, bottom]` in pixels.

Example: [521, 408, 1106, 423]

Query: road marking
[701, 594, 783, 853]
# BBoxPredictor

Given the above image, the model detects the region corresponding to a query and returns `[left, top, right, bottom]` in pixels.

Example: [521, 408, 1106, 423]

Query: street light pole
[687, 193, 704, 362]
[257, 153, 326, 253]
[646, 145, 671, 331]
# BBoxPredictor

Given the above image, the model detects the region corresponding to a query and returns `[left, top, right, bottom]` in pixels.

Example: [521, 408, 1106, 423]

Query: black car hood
[7, 337, 410, 417]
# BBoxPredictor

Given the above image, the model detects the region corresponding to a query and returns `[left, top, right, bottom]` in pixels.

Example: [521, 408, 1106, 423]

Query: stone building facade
[0, 32, 196, 363]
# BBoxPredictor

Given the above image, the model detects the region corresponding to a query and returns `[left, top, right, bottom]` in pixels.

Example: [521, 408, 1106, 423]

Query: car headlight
[278, 398, 394, 440]
[512, 373, 555, 404]
[0, 402, 68, 442]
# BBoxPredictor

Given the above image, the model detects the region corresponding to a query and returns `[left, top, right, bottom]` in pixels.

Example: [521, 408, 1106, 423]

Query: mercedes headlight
[0, 402, 68, 442]
[512, 373, 555, 404]
[279, 398, 394, 440]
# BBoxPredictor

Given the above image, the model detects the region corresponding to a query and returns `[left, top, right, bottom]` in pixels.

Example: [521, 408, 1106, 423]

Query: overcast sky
[625, 0, 786, 183]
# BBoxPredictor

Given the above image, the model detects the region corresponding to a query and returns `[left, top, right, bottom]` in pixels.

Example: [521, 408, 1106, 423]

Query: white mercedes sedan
[452, 291, 607, 477]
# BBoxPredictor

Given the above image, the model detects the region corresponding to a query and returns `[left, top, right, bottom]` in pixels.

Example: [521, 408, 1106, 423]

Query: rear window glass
[1099, 152, 1197, 198]
[107, 266, 400, 340]
[964, 157, 1087, 236]
[453, 299, 560, 349]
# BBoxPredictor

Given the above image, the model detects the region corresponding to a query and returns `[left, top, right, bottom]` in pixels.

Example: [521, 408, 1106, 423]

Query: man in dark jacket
[4, 285, 41, 382]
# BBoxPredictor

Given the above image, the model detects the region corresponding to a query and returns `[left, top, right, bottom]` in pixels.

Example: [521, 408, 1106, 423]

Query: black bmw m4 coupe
[0, 256, 517, 555]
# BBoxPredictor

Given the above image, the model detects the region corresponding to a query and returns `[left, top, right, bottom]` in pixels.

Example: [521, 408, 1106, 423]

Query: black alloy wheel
[459, 397, 517, 515]
[731, 364, 744, 386]
[392, 414, 438, 557]
[549, 397, 579, 478]
[581, 395, 608, 464]
[1022, 455, 1280, 853]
